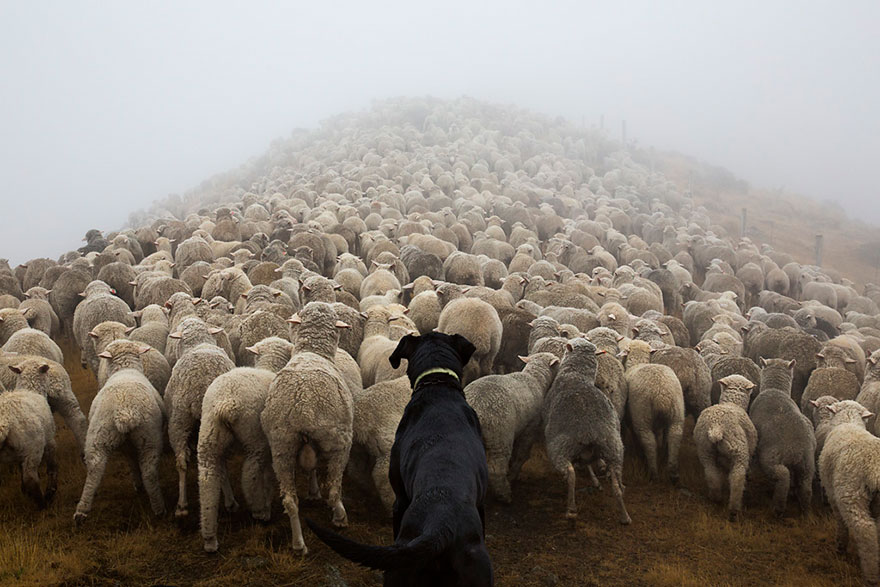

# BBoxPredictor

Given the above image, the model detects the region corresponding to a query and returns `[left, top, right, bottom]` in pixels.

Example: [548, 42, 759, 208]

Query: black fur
[307, 332, 493, 586]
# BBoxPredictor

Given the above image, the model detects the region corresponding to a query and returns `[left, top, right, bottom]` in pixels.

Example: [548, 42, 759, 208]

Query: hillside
[1, 96, 876, 586]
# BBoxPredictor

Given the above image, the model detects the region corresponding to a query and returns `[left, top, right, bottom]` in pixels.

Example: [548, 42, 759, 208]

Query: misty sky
[1, 1, 878, 265]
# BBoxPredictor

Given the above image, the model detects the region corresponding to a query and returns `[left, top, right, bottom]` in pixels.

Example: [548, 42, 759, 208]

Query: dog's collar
[413, 367, 460, 390]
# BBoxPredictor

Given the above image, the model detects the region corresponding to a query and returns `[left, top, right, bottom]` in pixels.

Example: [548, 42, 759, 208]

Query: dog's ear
[389, 334, 419, 369]
[449, 334, 476, 366]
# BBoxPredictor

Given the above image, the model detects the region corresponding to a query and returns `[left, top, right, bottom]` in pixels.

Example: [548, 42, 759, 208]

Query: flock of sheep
[2, 96, 880, 583]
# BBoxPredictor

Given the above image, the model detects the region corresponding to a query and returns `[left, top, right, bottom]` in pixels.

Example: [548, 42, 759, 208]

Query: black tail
[305, 518, 446, 571]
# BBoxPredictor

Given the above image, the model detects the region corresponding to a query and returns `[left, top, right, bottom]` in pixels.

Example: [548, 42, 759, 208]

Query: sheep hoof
[252, 510, 271, 522]
[224, 499, 240, 513]
[203, 538, 219, 553]
[728, 510, 740, 523]
[564, 511, 578, 521]
[293, 545, 309, 557]
[174, 506, 189, 518]
[619, 514, 632, 525]
[73, 512, 87, 525]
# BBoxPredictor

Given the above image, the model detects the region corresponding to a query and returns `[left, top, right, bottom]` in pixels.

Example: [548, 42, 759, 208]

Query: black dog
[307, 332, 493, 586]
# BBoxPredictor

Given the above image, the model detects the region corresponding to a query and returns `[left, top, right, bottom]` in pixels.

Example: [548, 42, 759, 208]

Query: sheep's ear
[193, 298, 203, 305]
[461, 288, 470, 294]
[360, 311, 368, 319]
[549, 357, 560, 367]
[401, 283, 414, 291]
[787, 359, 796, 369]
[208, 327, 224, 335]
[246, 345, 259, 355]
[98, 351, 112, 359]
[139, 346, 151, 354]
[845, 358, 856, 364]
[870, 356, 879, 365]
[301, 285, 311, 293]
[78, 292, 86, 298]
[38, 363, 50, 373]
[388, 334, 418, 369]
[169, 332, 182, 339]
[631, 327, 639, 336]
[595, 349, 606, 355]
[8, 364, 22, 374]
[335, 320, 351, 329]
[109, 288, 117, 295]
[815, 353, 824, 359]
[827, 403, 839, 414]
[287, 313, 301, 325]
[371, 260, 380, 267]
[164, 301, 173, 309]
[649, 348, 657, 354]
[809, 399, 820, 407]
[759, 356, 767, 367]
[88, 331, 99, 338]
[616, 335, 624, 342]
[745, 381, 756, 389]
[273, 290, 282, 297]
[565, 342, 574, 353]
[240, 293, 248, 299]
[863, 411, 875, 421]
[518, 355, 530, 364]
[527, 321, 535, 327]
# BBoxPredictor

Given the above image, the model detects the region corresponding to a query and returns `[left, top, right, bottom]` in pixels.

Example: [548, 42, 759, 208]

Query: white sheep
[622, 339, 685, 483]
[0, 389, 56, 508]
[464, 352, 560, 502]
[818, 400, 880, 584]
[261, 302, 353, 554]
[693, 375, 757, 520]
[164, 317, 235, 517]
[198, 337, 294, 553]
[74, 340, 165, 522]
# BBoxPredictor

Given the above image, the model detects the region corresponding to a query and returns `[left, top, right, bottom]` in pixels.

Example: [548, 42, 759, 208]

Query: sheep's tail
[305, 518, 446, 571]
[212, 396, 239, 426]
[113, 406, 143, 434]
[298, 436, 317, 471]
[707, 423, 724, 444]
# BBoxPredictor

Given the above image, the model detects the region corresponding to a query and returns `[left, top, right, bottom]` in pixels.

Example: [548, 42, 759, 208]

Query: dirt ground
[0, 341, 864, 586]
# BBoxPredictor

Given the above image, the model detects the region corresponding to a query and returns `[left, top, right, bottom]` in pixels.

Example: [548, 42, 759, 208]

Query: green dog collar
[413, 367, 460, 389]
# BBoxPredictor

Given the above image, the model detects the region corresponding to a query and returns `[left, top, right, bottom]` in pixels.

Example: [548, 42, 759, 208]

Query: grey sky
[2, 1, 878, 264]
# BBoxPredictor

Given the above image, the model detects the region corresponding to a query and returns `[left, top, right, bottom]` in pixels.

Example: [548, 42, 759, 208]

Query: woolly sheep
[90, 321, 171, 396]
[817, 400, 880, 584]
[75, 340, 165, 522]
[749, 357, 816, 517]
[198, 337, 294, 552]
[437, 296, 502, 384]
[164, 317, 235, 517]
[543, 338, 631, 524]
[73, 281, 135, 373]
[261, 302, 353, 553]
[693, 375, 757, 520]
[0, 389, 56, 507]
[621, 340, 685, 482]
[465, 352, 560, 502]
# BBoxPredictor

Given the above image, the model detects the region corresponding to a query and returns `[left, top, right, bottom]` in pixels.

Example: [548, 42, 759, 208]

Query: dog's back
[307, 332, 494, 586]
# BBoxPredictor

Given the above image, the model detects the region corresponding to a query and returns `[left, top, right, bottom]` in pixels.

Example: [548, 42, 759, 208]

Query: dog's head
[389, 332, 476, 388]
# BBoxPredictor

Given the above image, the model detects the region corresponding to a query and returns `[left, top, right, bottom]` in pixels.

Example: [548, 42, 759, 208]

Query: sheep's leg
[831, 503, 849, 554]
[728, 461, 748, 521]
[51, 396, 88, 456]
[270, 435, 306, 554]
[168, 409, 194, 517]
[371, 454, 394, 515]
[20, 453, 45, 509]
[306, 469, 322, 502]
[610, 466, 632, 525]
[241, 450, 271, 522]
[217, 458, 239, 513]
[137, 441, 165, 518]
[698, 450, 724, 504]
[44, 440, 58, 504]
[508, 427, 537, 483]
[764, 461, 791, 518]
[75, 449, 109, 522]
[324, 446, 350, 528]
[842, 506, 879, 585]
[563, 462, 578, 520]
[795, 469, 813, 515]
[666, 421, 683, 485]
[486, 447, 513, 504]
[636, 427, 659, 480]
[586, 465, 601, 490]
[123, 444, 144, 493]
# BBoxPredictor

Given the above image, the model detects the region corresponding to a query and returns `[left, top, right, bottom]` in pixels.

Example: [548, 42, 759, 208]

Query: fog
[1, 1, 878, 264]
